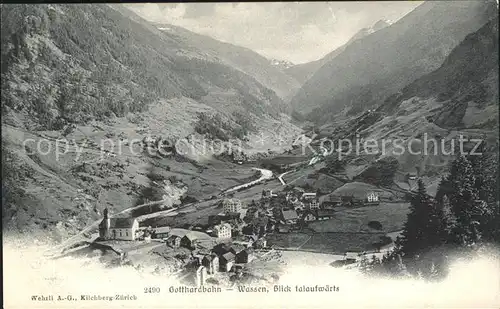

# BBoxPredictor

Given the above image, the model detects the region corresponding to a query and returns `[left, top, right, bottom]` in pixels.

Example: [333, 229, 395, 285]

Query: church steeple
[99, 207, 111, 239]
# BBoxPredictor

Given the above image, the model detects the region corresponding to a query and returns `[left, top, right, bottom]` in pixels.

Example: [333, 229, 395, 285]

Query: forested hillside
[152, 22, 301, 101]
[0, 4, 301, 237]
[285, 19, 390, 85]
[380, 17, 499, 129]
[1, 4, 284, 131]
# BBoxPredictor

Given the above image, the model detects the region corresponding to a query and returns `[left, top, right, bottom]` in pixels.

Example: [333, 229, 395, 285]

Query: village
[94, 173, 383, 288]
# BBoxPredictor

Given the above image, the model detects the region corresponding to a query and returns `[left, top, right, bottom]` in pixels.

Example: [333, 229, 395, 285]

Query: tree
[398, 180, 445, 259]
[445, 155, 488, 246]
[468, 142, 497, 205]
[466, 144, 499, 243]
[376, 150, 498, 279]
[358, 255, 371, 273]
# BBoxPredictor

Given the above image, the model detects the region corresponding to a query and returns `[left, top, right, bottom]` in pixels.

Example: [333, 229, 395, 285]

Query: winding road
[278, 171, 291, 185]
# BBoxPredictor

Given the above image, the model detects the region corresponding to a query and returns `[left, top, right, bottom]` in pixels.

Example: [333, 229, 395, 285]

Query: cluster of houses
[253, 187, 381, 232]
[160, 227, 266, 286]
[163, 233, 262, 269]
[190, 238, 266, 287]
[97, 187, 381, 242]
[97, 199, 266, 286]
[96, 187, 382, 285]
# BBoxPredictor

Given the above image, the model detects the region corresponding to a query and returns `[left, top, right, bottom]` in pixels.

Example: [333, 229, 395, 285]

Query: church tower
[98, 207, 111, 239]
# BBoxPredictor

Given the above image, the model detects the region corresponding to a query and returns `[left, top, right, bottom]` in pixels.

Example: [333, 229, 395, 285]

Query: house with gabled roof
[229, 243, 246, 255]
[219, 252, 236, 272]
[317, 209, 336, 220]
[201, 254, 219, 274]
[211, 243, 236, 257]
[341, 195, 355, 207]
[302, 210, 318, 222]
[181, 233, 199, 250]
[153, 226, 171, 239]
[366, 192, 380, 205]
[166, 235, 181, 248]
[321, 195, 342, 209]
[236, 247, 254, 264]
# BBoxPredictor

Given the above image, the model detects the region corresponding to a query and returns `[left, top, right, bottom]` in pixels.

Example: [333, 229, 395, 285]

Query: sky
[126, 2, 423, 64]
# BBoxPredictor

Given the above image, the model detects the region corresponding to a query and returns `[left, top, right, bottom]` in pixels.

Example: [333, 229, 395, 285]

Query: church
[98, 208, 139, 241]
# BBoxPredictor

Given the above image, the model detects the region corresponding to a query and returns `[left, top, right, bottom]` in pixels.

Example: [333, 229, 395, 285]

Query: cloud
[126, 2, 423, 63]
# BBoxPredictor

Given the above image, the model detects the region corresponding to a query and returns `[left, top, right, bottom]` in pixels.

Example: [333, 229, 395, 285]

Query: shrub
[147, 173, 165, 182]
[168, 175, 180, 184]
[181, 195, 198, 204]
[368, 221, 383, 230]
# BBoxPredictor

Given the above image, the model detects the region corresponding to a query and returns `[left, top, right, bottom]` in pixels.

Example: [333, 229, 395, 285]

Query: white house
[213, 223, 232, 239]
[307, 199, 320, 210]
[153, 226, 171, 239]
[222, 199, 242, 213]
[301, 192, 317, 200]
[366, 192, 380, 203]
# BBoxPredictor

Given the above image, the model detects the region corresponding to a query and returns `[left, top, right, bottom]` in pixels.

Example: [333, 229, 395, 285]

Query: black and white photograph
[2, 1, 499, 308]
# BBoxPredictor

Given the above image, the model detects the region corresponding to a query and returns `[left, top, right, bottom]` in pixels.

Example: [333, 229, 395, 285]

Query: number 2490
[144, 287, 160, 293]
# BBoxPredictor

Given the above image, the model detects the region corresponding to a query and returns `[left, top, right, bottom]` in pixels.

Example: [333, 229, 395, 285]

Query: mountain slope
[334, 17, 499, 183]
[307, 15, 498, 197]
[151, 22, 301, 101]
[290, 0, 497, 121]
[0, 4, 285, 132]
[285, 20, 391, 85]
[380, 16, 499, 129]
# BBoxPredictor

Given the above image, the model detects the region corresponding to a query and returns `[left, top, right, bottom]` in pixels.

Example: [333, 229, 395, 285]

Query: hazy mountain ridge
[291, 1, 497, 122]
[309, 12, 498, 196]
[285, 19, 391, 85]
[152, 21, 301, 102]
[379, 16, 499, 129]
[345, 19, 392, 45]
[322, 16, 499, 183]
